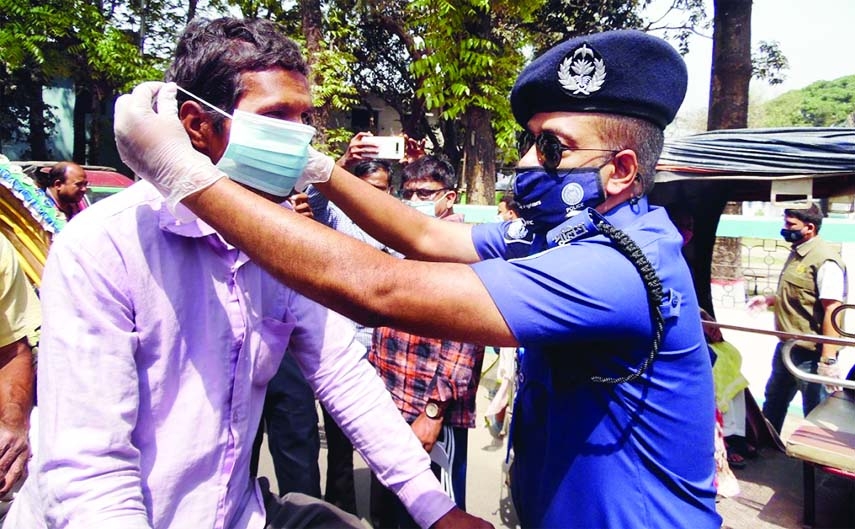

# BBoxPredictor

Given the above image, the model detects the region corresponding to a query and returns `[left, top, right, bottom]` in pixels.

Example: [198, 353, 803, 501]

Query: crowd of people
[0, 14, 849, 529]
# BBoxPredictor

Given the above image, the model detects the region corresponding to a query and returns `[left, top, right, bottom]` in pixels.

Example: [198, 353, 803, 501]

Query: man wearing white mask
[399, 156, 461, 220]
[369, 155, 483, 528]
[7, 17, 487, 529]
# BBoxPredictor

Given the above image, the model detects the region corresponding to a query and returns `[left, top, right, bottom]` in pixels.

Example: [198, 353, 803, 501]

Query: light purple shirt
[10, 182, 453, 529]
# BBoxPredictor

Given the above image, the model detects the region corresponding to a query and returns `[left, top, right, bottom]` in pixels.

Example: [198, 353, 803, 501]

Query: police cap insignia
[557, 43, 606, 97]
[511, 30, 687, 130]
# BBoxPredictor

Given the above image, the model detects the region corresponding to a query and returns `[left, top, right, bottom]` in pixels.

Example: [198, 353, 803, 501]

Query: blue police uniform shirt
[470, 198, 721, 529]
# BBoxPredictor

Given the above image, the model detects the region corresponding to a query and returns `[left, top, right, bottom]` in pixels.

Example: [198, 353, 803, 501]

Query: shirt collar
[158, 203, 221, 239]
[794, 235, 819, 257]
[156, 202, 253, 269]
[603, 196, 650, 229]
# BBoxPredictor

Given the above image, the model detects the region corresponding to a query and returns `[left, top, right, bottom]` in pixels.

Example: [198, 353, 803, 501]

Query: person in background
[37, 162, 88, 220]
[9, 17, 485, 529]
[749, 203, 848, 434]
[0, 233, 39, 527]
[369, 156, 484, 528]
[496, 195, 520, 221]
[113, 28, 721, 529]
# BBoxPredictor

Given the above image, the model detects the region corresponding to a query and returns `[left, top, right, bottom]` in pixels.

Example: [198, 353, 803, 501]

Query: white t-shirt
[817, 260, 846, 301]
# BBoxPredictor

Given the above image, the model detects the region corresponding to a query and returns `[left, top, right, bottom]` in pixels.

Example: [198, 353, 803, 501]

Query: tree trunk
[27, 76, 48, 160]
[707, 0, 753, 293]
[708, 0, 752, 130]
[302, 0, 329, 144]
[73, 86, 90, 162]
[461, 107, 495, 205]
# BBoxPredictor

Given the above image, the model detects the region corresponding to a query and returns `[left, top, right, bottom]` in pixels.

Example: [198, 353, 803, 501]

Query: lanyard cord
[589, 220, 665, 384]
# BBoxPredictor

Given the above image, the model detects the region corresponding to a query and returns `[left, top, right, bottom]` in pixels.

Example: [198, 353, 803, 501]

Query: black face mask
[780, 228, 805, 243]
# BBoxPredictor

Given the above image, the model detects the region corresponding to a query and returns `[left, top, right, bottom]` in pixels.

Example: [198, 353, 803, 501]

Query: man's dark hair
[38, 162, 71, 189]
[597, 114, 664, 195]
[499, 194, 521, 215]
[401, 155, 457, 189]
[165, 17, 308, 133]
[785, 203, 824, 232]
[352, 160, 390, 180]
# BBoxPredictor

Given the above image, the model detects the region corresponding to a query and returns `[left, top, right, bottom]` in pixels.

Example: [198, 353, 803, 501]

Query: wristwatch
[820, 357, 837, 366]
[425, 400, 443, 420]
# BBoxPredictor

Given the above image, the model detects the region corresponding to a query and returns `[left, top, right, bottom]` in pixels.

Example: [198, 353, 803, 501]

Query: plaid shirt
[370, 327, 484, 429]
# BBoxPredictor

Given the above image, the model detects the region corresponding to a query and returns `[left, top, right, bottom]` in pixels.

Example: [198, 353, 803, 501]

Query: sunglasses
[400, 187, 449, 200]
[517, 131, 618, 171]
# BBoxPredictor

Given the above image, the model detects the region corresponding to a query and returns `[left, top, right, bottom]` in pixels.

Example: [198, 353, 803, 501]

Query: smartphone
[363, 136, 404, 160]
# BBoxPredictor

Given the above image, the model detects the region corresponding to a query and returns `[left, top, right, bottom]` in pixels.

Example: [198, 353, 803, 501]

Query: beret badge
[557, 43, 606, 98]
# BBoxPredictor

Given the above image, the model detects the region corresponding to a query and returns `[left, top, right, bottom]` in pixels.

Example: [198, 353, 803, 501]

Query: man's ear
[178, 101, 215, 152]
[445, 190, 458, 206]
[603, 149, 639, 197]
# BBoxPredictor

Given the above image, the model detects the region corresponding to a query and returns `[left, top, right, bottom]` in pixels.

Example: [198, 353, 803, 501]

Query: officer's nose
[517, 144, 539, 167]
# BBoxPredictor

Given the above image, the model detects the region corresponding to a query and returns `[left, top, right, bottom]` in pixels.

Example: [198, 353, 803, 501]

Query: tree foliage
[1, 0, 789, 202]
[0, 0, 176, 160]
[756, 75, 855, 127]
[752, 40, 787, 85]
[526, 0, 649, 55]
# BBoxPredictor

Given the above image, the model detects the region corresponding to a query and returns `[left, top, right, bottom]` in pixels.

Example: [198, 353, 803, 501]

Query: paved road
[257, 304, 855, 528]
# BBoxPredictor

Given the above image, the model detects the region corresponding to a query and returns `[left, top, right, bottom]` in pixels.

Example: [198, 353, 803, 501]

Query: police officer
[114, 29, 721, 529]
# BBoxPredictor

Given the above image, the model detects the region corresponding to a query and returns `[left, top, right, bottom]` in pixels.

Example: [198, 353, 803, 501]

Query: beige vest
[774, 236, 847, 350]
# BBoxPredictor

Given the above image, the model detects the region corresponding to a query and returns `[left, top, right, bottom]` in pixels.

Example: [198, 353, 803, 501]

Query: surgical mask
[780, 228, 805, 243]
[404, 200, 436, 217]
[512, 163, 607, 234]
[177, 87, 316, 198]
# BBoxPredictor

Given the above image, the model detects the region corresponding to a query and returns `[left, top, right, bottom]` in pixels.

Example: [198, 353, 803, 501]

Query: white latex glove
[295, 146, 335, 192]
[817, 360, 841, 392]
[114, 81, 226, 212]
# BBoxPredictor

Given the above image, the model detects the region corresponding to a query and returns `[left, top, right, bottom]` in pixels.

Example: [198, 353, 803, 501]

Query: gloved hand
[295, 146, 335, 192]
[114, 81, 226, 211]
[817, 359, 841, 393]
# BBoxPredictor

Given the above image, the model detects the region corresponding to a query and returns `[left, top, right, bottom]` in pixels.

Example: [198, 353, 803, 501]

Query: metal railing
[703, 303, 855, 388]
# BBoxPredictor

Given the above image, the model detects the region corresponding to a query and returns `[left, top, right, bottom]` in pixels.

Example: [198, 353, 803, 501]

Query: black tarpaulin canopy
[654, 127, 855, 202]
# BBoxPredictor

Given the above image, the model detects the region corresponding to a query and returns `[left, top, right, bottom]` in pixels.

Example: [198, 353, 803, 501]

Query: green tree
[409, 0, 539, 203]
[756, 75, 855, 127]
[527, 0, 649, 54]
[0, 0, 167, 162]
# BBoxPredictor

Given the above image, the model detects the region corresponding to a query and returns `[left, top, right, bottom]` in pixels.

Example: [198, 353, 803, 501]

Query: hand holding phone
[362, 136, 405, 160]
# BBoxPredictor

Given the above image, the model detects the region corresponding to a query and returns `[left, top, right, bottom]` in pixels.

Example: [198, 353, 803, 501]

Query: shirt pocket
[781, 266, 815, 292]
[251, 317, 296, 386]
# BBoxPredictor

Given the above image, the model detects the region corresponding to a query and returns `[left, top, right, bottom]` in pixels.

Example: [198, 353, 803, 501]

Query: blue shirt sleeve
[472, 219, 535, 261]
[470, 238, 652, 348]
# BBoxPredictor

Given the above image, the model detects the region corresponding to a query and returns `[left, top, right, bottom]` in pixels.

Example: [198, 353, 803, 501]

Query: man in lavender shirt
[7, 17, 488, 529]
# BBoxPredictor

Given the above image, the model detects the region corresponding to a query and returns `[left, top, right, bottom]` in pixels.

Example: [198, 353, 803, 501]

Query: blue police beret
[511, 30, 687, 130]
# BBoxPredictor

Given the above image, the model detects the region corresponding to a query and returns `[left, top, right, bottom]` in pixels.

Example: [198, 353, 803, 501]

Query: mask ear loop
[174, 85, 233, 119]
[628, 178, 643, 210]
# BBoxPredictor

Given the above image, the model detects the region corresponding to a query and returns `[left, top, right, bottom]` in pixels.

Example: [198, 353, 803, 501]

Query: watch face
[426, 402, 440, 419]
